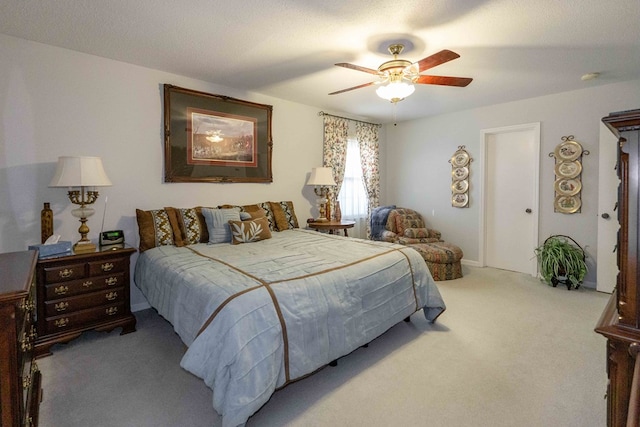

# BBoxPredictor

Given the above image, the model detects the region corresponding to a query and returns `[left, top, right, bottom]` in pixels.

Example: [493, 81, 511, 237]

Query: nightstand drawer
[44, 302, 125, 334]
[44, 287, 125, 316]
[44, 272, 125, 300]
[88, 257, 128, 276]
[44, 262, 86, 283]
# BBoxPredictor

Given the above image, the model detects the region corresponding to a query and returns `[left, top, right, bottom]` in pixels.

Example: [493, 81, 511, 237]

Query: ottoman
[412, 241, 463, 281]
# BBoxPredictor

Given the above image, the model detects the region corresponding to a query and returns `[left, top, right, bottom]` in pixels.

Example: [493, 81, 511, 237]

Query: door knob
[525, 208, 532, 214]
[601, 213, 610, 219]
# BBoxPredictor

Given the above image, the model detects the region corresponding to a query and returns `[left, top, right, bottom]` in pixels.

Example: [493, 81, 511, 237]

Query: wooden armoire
[596, 109, 640, 426]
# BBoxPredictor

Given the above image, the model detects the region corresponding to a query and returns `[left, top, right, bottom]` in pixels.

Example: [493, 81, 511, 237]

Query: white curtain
[338, 139, 368, 239]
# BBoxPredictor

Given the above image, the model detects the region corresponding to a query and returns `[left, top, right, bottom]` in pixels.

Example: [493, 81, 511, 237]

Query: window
[338, 139, 368, 218]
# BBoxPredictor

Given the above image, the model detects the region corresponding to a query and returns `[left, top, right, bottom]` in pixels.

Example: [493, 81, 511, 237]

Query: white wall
[384, 79, 640, 287]
[0, 34, 355, 309]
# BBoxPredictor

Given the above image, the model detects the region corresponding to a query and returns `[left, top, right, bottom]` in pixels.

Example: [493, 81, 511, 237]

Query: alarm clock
[100, 230, 125, 247]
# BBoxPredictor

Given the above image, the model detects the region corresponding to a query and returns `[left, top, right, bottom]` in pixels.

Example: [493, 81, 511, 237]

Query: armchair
[373, 207, 463, 281]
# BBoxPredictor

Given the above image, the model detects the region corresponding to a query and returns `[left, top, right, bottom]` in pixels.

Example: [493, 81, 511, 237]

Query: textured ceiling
[1, 0, 639, 123]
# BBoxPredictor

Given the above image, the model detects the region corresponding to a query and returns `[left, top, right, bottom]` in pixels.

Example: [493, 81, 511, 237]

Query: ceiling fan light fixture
[376, 81, 415, 103]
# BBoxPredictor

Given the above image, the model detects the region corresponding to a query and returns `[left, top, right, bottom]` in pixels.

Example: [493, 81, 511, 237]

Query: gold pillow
[229, 217, 272, 245]
[135, 209, 175, 252]
[269, 201, 299, 231]
[165, 207, 207, 246]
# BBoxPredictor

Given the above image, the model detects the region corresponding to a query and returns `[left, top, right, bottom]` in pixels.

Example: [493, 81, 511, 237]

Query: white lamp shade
[49, 156, 112, 187]
[306, 167, 336, 186]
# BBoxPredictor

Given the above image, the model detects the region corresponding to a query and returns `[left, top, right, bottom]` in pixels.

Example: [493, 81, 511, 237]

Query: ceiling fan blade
[415, 75, 473, 87]
[415, 50, 460, 73]
[335, 63, 380, 75]
[329, 81, 377, 95]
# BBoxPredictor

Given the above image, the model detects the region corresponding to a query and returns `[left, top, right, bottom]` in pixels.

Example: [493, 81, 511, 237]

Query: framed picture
[163, 84, 273, 183]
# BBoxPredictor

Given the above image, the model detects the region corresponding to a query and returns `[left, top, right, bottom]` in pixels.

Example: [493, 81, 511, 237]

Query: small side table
[307, 220, 356, 237]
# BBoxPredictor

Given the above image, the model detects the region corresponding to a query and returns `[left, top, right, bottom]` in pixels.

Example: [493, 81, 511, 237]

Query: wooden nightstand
[307, 220, 356, 237]
[34, 246, 136, 358]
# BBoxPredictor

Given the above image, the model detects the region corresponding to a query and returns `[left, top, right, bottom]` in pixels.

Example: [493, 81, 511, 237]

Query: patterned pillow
[228, 217, 272, 245]
[202, 208, 241, 244]
[135, 209, 175, 252]
[395, 214, 425, 236]
[404, 227, 432, 239]
[219, 204, 276, 231]
[269, 201, 299, 231]
[165, 207, 206, 246]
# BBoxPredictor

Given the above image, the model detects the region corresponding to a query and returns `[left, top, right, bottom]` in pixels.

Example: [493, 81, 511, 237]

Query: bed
[134, 226, 445, 426]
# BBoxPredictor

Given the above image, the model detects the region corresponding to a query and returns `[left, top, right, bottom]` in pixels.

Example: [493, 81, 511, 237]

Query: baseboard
[461, 259, 482, 267]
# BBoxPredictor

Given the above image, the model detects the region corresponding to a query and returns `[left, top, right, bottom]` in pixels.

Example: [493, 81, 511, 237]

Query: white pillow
[202, 207, 241, 244]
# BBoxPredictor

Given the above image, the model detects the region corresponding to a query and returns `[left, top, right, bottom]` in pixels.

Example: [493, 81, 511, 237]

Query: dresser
[0, 250, 41, 427]
[34, 246, 136, 358]
[595, 109, 640, 426]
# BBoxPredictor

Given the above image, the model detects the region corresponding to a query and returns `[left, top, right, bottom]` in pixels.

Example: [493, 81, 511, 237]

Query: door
[481, 123, 540, 276]
[597, 122, 620, 293]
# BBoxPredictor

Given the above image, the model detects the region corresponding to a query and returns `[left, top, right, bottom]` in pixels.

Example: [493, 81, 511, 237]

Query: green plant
[534, 235, 587, 290]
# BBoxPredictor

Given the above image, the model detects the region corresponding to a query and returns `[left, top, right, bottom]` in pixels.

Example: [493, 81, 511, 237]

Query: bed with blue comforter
[134, 228, 445, 426]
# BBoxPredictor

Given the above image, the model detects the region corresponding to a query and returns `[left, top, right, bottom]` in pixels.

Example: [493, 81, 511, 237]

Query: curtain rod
[317, 111, 382, 128]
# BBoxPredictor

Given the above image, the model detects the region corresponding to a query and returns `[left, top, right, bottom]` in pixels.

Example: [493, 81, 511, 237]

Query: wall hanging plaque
[449, 146, 472, 208]
[549, 135, 589, 213]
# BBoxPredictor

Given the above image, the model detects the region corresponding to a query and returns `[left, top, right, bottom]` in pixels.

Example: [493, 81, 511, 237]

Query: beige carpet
[38, 266, 610, 427]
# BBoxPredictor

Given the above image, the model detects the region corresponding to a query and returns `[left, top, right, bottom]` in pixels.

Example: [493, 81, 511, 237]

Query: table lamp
[306, 167, 336, 222]
[49, 156, 112, 253]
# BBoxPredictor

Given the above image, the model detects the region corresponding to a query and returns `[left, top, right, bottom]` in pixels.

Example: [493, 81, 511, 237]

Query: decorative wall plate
[452, 193, 468, 208]
[451, 151, 470, 167]
[554, 178, 582, 196]
[554, 140, 583, 161]
[451, 179, 469, 193]
[452, 166, 469, 180]
[555, 195, 581, 213]
[554, 160, 582, 179]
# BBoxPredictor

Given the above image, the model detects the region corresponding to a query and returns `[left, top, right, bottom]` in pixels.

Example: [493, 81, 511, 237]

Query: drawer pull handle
[54, 285, 69, 295]
[82, 280, 93, 288]
[101, 262, 114, 272]
[106, 306, 118, 316]
[23, 375, 31, 390]
[55, 301, 69, 312]
[55, 318, 69, 328]
[59, 268, 73, 279]
[106, 277, 118, 286]
[105, 291, 118, 301]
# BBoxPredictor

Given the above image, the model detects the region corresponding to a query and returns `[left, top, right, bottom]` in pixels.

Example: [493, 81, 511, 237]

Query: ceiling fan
[329, 44, 473, 103]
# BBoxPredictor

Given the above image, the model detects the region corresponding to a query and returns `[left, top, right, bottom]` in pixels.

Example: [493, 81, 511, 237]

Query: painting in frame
[164, 84, 273, 183]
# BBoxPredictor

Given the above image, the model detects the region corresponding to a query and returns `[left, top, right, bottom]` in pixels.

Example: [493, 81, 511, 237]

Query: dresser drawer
[44, 286, 125, 316]
[44, 302, 126, 335]
[88, 257, 128, 276]
[43, 262, 86, 283]
[44, 272, 125, 300]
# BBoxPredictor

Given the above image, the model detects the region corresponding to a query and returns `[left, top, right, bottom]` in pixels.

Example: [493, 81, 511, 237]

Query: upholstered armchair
[371, 207, 463, 281]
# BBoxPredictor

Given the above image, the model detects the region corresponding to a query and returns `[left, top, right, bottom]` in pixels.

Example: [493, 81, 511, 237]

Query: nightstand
[307, 220, 356, 237]
[34, 246, 136, 358]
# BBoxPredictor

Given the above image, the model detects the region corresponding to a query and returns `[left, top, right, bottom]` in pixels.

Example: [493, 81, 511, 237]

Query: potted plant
[534, 235, 587, 290]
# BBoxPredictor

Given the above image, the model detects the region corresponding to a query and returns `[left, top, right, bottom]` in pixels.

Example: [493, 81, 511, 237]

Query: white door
[596, 122, 620, 293]
[481, 123, 540, 276]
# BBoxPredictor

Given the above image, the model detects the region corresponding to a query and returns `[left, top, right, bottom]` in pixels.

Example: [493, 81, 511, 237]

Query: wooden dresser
[0, 250, 41, 427]
[34, 246, 136, 358]
[595, 109, 640, 426]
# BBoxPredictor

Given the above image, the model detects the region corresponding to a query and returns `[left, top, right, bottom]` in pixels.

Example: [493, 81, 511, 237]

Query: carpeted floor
[37, 266, 610, 427]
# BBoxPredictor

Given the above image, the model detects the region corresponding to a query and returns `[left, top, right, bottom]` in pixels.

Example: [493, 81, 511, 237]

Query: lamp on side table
[306, 167, 336, 222]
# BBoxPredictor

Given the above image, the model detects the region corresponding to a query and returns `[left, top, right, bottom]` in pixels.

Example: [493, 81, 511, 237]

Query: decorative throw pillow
[135, 209, 175, 252]
[404, 227, 432, 239]
[202, 207, 241, 244]
[395, 214, 425, 236]
[269, 201, 299, 231]
[254, 203, 276, 231]
[165, 207, 206, 246]
[228, 217, 272, 245]
[240, 207, 266, 221]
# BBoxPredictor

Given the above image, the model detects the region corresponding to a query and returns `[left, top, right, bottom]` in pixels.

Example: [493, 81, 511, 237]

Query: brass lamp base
[314, 217, 329, 222]
[74, 241, 96, 254]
